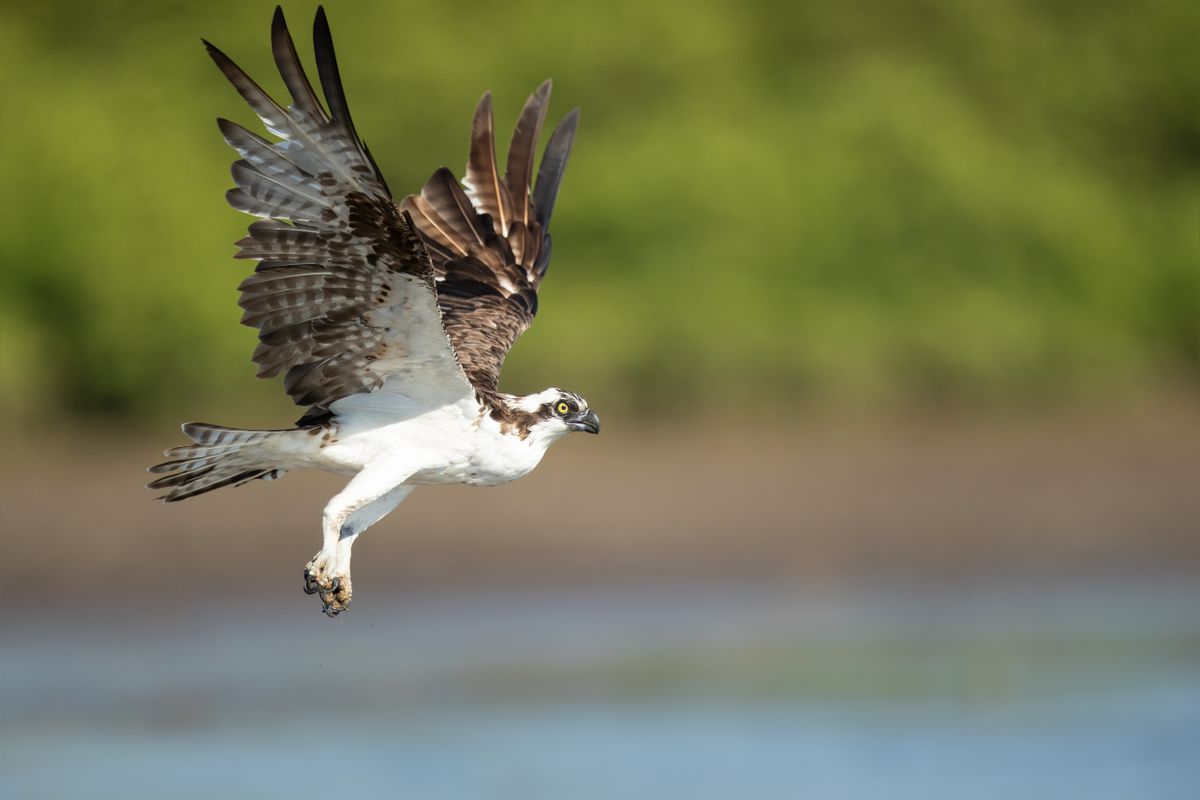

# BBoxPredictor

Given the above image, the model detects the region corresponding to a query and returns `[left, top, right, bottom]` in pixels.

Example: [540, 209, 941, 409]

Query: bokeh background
[2, 1, 1198, 797]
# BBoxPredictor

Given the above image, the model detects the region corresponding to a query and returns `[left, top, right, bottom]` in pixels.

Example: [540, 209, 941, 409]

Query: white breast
[435, 414, 551, 486]
[314, 393, 553, 487]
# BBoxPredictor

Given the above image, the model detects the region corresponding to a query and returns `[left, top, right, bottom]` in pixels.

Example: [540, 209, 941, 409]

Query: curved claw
[304, 561, 350, 617]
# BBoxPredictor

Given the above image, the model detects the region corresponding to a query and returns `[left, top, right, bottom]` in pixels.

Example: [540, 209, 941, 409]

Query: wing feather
[270, 7, 326, 123]
[206, 8, 469, 413]
[312, 8, 357, 136]
[505, 80, 552, 229]
[312, 7, 393, 198]
[533, 108, 580, 231]
[405, 85, 579, 391]
[211, 11, 581, 400]
[463, 93, 513, 235]
[412, 167, 489, 250]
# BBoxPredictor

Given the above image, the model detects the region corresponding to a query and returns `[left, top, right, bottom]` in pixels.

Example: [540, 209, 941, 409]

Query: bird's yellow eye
[556, 401, 571, 415]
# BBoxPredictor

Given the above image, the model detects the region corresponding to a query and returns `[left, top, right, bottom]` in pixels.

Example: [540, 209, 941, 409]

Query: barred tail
[147, 422, 289, 502]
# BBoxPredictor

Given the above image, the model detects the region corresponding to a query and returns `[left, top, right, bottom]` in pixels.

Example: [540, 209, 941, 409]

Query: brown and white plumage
[149, 6, 599, 617]
[208, 9, 466, 415]
[210, 6, 580, 414]
[403, 84, 580, 393]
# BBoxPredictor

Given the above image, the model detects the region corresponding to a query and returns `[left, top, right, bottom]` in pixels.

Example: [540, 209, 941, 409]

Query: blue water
[3, 580, 1198, 799]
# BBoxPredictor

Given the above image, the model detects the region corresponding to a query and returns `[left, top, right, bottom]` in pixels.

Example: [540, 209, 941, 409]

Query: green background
[1, 0, 1196, 425]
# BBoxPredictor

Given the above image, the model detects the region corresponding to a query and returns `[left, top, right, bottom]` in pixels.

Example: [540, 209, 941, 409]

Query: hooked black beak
[569, 409, 600, 434]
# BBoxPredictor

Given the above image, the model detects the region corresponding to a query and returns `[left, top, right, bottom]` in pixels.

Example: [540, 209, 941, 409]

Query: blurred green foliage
[1, 0, 1196, 424]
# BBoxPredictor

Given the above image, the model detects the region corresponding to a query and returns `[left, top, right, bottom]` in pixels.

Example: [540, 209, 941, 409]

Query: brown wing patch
[403, 83, 580, 392]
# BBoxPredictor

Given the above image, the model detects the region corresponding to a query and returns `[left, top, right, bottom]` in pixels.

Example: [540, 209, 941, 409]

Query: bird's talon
[303, 569, 319, 594]
[303, 543, 352, 616]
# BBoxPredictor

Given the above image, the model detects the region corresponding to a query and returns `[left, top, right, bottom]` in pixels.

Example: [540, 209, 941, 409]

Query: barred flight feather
[204, 6, 581, 409]
[206, 8, 469, 412]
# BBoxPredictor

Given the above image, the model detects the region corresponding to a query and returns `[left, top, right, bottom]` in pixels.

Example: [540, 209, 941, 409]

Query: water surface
[3, 580, 1198, 798]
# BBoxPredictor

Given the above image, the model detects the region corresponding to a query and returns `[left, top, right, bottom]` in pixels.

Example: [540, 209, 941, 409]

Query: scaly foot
[303, 553, 352, 617]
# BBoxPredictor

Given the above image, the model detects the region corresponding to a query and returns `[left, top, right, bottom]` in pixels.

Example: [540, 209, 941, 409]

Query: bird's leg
[333, 483, 414, 599]
[304, 467, 414, 617]
[304, 526, 349, 616]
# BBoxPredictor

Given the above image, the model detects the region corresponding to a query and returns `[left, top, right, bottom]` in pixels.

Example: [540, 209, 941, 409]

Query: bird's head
[514, 388, 600, 441]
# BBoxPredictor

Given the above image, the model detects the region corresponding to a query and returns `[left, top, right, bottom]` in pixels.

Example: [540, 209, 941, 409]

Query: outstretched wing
[208, 8, 470, 417]
[401, 83, 579, 393]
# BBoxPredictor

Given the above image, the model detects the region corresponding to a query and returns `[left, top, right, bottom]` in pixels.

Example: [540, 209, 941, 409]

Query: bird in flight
[148, 7, 599, 616]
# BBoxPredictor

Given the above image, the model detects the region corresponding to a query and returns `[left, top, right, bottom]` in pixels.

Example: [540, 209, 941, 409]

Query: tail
[148, 423, 291, 502]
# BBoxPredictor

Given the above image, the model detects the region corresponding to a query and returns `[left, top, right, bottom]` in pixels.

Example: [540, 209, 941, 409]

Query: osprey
[149, 7, 599, 616]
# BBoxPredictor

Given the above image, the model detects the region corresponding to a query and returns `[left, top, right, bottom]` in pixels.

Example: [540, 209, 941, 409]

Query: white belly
[310, 397, 552, 487]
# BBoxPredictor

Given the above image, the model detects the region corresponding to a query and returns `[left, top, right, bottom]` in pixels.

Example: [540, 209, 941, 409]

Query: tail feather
[148, 423, 289, 502]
